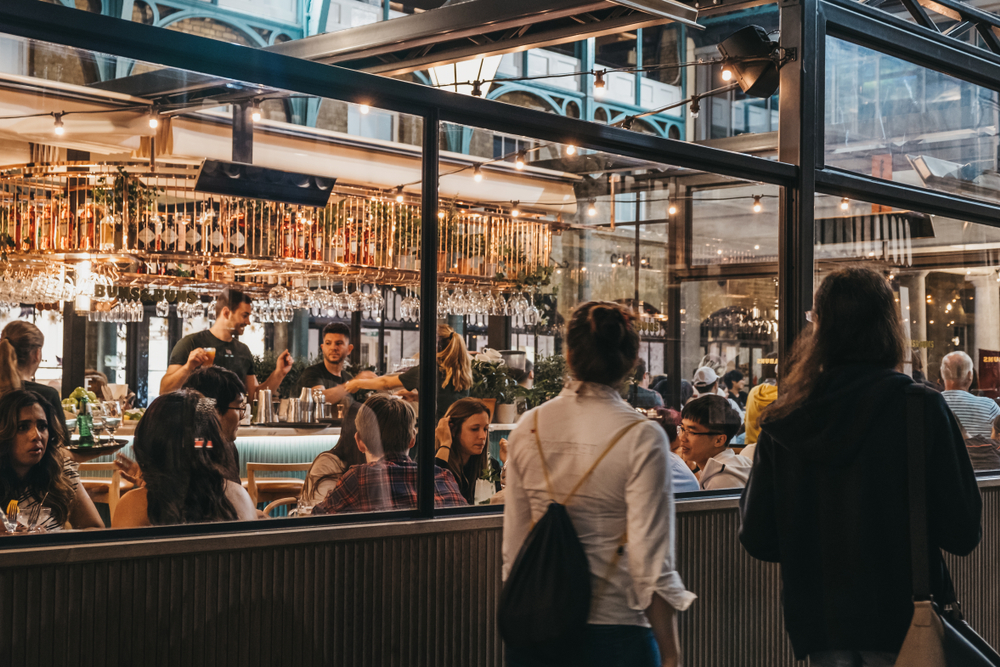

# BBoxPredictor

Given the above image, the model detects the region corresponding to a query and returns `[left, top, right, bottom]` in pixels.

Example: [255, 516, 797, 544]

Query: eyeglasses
[227, 403, 249, 416]
[678, 424, 724, 437]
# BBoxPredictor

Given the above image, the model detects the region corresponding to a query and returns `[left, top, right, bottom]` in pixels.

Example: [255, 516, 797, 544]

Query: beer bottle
[78, 396, 95, 448]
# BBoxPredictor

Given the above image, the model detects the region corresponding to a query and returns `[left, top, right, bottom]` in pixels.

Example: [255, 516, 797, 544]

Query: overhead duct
[195, 160, 336, 207]
[267, 0, 700, 75]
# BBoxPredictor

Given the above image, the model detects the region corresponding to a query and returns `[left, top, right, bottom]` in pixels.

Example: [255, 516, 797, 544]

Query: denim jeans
[810, 651, 898, 667]
[506, 624, 660, 667]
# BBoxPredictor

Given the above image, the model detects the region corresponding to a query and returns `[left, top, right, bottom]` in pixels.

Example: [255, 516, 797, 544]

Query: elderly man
[940, 351, 1000, 438]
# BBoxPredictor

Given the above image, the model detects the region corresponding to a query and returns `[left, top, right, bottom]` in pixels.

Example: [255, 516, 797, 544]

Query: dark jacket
[739, 364, 982, 659]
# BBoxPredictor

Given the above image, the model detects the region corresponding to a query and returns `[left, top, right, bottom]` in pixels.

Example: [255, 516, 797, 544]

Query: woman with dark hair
[740, 267, 982, 666]
[343, 324, 472, 419]
[0, 390, 102, 531]
[434, 397, 501, 504]
[301, 400, 367, 507]
[503, 301, 693, 667]
[113, 390, 256, 527]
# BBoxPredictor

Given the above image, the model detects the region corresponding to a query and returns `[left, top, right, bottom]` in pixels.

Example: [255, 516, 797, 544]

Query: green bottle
[78, 396, 95, 448]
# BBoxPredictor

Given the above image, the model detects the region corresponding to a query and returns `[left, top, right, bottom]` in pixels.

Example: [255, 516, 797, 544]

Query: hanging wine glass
[156, 293, 170, 318]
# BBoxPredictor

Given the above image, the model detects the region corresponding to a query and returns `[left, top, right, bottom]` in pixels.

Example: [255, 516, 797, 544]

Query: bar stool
[78, 462, 132, 519]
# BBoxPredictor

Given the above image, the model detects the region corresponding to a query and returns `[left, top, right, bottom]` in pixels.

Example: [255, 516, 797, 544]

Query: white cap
[692, 366, 719, 388]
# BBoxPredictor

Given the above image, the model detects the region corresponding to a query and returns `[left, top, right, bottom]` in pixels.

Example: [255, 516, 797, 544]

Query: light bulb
[840, 197, 850, 211]
[148, 109, 159, 129]
[53, 113, 65, 136]
[395, 187, 404, 203]
[437, 211, 445, 219]
[511, 202, 520, 218]
[566, 144, 577, 156]
[251, 102, 262, 122]
[587, 200, 597, 217]
[668, 202, 677, 216]
[515, 151, 525, 170]
[594, 71, 606, 98]
[752, 195, 762, 213]
[359, 104, 370, 114]
[721, 66, 733, 82]
[473, 165, 483, 182]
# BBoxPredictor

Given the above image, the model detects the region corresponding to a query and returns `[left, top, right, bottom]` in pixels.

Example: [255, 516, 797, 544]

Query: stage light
[717, 25, 781, 98]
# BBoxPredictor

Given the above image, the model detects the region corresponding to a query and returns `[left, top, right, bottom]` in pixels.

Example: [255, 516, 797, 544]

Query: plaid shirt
[312, 453, 468, 514]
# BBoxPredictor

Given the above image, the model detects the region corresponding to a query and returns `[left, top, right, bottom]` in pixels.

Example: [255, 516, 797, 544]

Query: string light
[668, 200, 677, 216]
[515, 151, 526, 170]
[690, 97, 701, 119]
[593, 70, 606, 98]
[721, 63, 734, 82]
[566, 144, 576, 156]
[511, 201, 521, 217]
[251, 100, 262, 123]
[148, 108, 159, 129]
[359, 104, 370, 114]
[587, 199, 597, 217]
[840, 197, 850, 211]
[473, 165, 483, 182]
[752, 195, 762, 213]
[395, 186, 404, 203]
[53, 113, 64, 136]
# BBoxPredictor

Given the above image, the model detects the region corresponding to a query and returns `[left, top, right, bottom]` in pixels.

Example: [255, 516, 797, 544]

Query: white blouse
[503, 381, 696, 626]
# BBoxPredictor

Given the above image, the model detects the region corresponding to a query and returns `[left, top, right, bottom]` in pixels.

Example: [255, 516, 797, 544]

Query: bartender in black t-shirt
[292, 322, 355, 404]
[160, 287, 292, 399]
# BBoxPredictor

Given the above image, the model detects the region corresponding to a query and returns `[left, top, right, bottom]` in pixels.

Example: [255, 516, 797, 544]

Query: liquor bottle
[77, 396, 95, 448]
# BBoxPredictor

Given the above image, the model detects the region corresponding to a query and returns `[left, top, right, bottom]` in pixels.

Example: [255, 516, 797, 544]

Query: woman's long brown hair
[0, 321, 44, 395]
[436, 397, 491, 503]
[763, 266, 907, 423]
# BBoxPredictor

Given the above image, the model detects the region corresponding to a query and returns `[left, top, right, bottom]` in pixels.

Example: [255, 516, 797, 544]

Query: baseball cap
[692, 366, 719, 388]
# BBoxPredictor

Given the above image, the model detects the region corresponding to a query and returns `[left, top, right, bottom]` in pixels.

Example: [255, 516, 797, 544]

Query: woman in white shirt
[503, 301, 696, 667]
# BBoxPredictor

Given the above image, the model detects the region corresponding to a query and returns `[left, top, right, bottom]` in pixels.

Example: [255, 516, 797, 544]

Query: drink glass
[103, 401, 122, 437]
[204, 347, 217, 364]
[295, 499, 314, 517]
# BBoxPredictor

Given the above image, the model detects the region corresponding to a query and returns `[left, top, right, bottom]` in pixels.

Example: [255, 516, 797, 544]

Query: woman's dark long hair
[437, 397, 492, 503]
[764, 266, 907, 422]
[133, 390, 238, 525]
[0, 390, 74, 525]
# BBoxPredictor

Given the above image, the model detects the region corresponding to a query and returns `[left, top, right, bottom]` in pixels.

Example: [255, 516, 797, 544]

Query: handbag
[895, 386, 1000, 667]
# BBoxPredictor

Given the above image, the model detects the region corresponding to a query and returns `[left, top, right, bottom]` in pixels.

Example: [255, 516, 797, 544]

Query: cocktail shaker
[298, 387, 315, 423]
[253, 389, 273, 424]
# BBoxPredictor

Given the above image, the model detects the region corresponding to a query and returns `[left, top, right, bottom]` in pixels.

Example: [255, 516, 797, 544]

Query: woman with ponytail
[343, 324, 473, 419]
[0, 321, 66, 442]
[502, 301, 694, 667]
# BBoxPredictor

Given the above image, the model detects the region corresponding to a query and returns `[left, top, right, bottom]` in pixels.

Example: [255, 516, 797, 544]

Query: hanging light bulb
[250, 100, 262, 123]
[511, 201, 521, 218]
[587, 199, 597, 217]
[840, 197, 850, 211]
[53, 112, 65, 136]
[593, 70, 606, 98]
[752, 195, 763, 213]
[566, 144, 577, 156]
[690, 97, 701, 119]
[721, 63, 734, 82]
[395, 186, 405, 203]
[515, 151, 526, 170]
[473, 165, 483, 182]
[148, 108, 160, 129]
[668, 200, 678, 216]
[359, 104, 370, 114]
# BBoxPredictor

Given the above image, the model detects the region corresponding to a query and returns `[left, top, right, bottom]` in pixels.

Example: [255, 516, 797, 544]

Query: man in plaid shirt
[313, 395, 467, 514]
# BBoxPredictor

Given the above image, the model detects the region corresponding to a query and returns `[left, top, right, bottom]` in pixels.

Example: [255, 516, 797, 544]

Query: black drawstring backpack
[498, 415, 643, 664]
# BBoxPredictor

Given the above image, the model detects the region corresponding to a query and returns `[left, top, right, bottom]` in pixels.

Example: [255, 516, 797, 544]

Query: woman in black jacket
[739, 267, 982, 666]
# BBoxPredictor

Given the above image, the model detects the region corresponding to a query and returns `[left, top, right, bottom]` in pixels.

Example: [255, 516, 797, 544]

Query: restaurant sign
[95, 284, 201, 304]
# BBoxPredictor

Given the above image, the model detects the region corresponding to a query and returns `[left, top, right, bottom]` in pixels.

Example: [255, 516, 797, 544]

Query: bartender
[160, 287, 292, 397]
[292, 322, 354, 404]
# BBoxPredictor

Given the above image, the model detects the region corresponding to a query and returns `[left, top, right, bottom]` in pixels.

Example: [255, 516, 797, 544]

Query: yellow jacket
[745, 383, 778, 444]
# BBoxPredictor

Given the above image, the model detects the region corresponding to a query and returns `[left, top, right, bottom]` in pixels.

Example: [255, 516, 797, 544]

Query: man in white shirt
[940, 351, 1000, 438]
[676, 394, 750, 490]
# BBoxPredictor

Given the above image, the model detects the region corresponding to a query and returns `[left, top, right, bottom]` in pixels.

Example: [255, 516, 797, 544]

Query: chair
[262, 497, 298, 518]
[78, 462, 132, 518]
[245, 462, 310, 507]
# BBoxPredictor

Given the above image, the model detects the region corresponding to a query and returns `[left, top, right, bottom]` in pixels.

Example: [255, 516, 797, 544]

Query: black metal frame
[6, 0, 1000, 546]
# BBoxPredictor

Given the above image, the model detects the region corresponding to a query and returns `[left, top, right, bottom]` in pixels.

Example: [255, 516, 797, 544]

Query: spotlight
[717, 25, 781, 98]
[148, 108, 159, 129]
[511, 201, 520, 218]
[594, 70, 606, 98]
[840, 197, 850, 211]
[587, 199, 597, 217]
[753, 195, 762, 213]
[359, 104, 370, 114]
[515, 151, 526, 170]
[473, 165, 483, 182]
[250, 100, 261, 123]
[566, 144, 577, 156]
[668, 201, 678, 216]
[721, 63, 734, 82]
[53, 113, 65, 136]
[396, 186, 404, 203]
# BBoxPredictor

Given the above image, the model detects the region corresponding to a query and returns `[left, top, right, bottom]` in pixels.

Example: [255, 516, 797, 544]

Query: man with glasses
[676, 395, 749, 490]
[184, 366, 248, 446]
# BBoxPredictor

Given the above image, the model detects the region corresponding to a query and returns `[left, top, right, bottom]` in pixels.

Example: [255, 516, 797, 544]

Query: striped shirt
[942, 390, 1000, 438]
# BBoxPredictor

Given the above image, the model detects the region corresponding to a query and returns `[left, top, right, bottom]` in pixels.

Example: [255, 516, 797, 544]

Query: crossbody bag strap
[905, 384, 932, 601]
[562, 420, 646, 506]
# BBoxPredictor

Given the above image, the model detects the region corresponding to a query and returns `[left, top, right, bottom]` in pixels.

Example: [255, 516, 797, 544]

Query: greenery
[519, 354, 569, 408]
[92, 165, 164, 213]
[252, 352, 320, 398]
[470, 359, 518, 404]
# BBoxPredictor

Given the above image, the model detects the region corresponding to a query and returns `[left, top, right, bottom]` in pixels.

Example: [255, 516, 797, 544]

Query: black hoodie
[739, 364, 982, 659]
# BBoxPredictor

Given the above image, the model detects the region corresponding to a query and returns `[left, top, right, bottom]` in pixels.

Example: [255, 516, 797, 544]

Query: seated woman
[113, 390, 257, 527]
[0, 389, 103, 532]
[300, 401, 366, 507]
[434, 397, 501, 505]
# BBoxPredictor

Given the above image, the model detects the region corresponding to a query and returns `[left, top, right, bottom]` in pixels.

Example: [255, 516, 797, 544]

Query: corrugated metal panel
[0, 486, 997, 666]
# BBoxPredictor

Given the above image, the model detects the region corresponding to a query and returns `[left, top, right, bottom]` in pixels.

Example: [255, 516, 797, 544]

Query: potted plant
[519, 354, 569, 409]
[470, 348, 518, 423]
